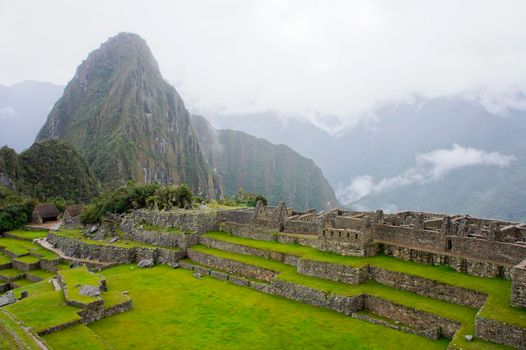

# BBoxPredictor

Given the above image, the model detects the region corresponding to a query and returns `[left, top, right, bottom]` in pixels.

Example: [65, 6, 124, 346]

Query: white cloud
[1, 0, 526, 127]
[336, 144, 516, 204]
[0, 106, 16, 119]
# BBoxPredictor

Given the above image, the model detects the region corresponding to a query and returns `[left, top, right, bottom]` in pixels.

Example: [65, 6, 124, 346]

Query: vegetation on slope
[191, 114, 339, 211]
[36, 32, 221, 199]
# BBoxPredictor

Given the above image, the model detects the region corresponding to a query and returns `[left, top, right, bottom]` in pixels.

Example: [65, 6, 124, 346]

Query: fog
[1, 0, 526, 128]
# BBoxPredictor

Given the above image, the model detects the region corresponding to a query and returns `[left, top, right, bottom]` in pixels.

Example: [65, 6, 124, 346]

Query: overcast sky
[1, 0, 526, 127]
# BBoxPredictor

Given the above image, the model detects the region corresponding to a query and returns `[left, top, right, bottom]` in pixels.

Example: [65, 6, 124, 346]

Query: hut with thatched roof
[31, 204, 60, 224]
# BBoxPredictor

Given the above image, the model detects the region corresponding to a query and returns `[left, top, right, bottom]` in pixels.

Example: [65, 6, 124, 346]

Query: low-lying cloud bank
[336, 144, 516, 204]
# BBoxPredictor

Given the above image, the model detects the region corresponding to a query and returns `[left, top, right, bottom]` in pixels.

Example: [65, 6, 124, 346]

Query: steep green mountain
[0, 140, 99, 202]
[36, 33, 220, 198]
[191, 115, 339, 210]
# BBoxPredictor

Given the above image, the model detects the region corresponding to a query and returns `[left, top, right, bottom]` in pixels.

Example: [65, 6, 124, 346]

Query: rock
[78, 285, 101, 297]
[109, 237, 119, 243]
[464, 335, 473, 342]
[20, 290, 29, 299]
[193, 272, 202, 279]
[0, 291, 16, 306]
[137, 259, 154, 268]
[168, 262, 180, 269]
[88, 225, 98, 234]
[122, 290, 129, 295]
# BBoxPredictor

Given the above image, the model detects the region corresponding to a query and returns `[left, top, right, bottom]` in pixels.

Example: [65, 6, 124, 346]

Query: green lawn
[14, 255, 41, 264]
[4, 290, 82, 334]
[203, 231, 526, 327]
[0, 236, 59, 260]
[43, 324, 111, 350]
[81, 265, 449, 350]
[59, 266, 104, 304]
[12, 279, 55, 299]
[4, 229, 49, 241]
[0, 310, 44, 350]
[189, 245, 512, 350]
[0, 252, 11, 265]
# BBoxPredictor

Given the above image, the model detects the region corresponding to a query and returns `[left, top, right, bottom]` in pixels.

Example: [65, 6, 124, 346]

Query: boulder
[138, 259, 154, 268]
[0, 291, 16, 306]
[78, 285, 101, 297]
[193, 272, 202, 279]
[109, 237, 119, 243]
[88, 225, 99, 234]
[168, 262, 180, 269]
[464, 335, 473, 342]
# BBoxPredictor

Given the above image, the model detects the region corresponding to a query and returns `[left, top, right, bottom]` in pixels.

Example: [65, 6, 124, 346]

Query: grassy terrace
[0, 252, 11, 265]
[0, 310, 43, 350]
[57, 229, 181, 251]
[0, 268, 25, 279]
[4, 229, 49, 240]
[203, 231, 526, 327]
[4, 290, 82, 334]
[59, 266, 104, 304]
[14, 255, 41, 264]
[190, 244, 513, 350]
[43, 324, 111, 350]
[12, 279, 55, 299]
[78, 265, 450, 350]
[0, 235, 59, 260]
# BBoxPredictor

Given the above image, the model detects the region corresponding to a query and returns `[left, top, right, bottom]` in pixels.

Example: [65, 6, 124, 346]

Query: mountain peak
[36, 33, 221, 198]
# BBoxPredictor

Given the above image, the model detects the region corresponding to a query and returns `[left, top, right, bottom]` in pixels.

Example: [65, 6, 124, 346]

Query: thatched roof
[64, 204, 84, 218]
[33, 204, 59, 219]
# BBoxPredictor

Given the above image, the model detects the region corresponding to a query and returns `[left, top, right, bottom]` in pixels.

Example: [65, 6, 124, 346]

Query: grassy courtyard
[45, 265, 450, 350]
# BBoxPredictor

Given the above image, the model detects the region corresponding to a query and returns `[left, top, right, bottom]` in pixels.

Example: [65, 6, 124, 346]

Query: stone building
[62, 204, 84, 228]
[31, 203, 60, 224]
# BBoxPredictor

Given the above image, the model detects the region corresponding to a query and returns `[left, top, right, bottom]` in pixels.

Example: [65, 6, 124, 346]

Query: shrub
[146, 184, 193, 210]
[235, 188, 267, 207]
[80, 182, 159, 224]
[0, 186, 35, 232]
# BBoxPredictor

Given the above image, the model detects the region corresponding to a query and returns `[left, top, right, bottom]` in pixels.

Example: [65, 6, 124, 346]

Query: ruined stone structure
[32, 202, 526, 349]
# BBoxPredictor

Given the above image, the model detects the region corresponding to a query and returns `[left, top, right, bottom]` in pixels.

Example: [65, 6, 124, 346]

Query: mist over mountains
[207, 94, 526, 221]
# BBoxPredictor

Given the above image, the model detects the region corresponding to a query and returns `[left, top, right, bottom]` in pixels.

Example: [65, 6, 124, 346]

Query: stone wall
[271, 279, 364, 315]
[126, 209, 219, 233]
[187, 248, 279, 282]
[451, 237, 526, 266]
[369, 266, 487, 308]
[297, 259, 368, 285]
[220, 222, 278, 241]
[216, 209, 254, 224]
[374, 225, 445, 251]
[121, 226, 200, 250]
[475, 316, 526, 349]
[200, 236, 300, 266]
[364, 295, 460, 339]
[382, 244, 512, 279]
[47, 233, 185, 264]
[283, 220, 318, 235]
[511, 261, 526, 308]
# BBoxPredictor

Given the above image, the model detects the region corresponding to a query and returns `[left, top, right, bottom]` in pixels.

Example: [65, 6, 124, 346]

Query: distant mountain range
[0, 33, 338, 210]
[2, 33, 525, 219]
[207, 96, 526, 222]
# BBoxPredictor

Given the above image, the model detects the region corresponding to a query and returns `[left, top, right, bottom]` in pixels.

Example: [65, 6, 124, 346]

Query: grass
[0, 251, 11, 265]
[0, 310, 44, 350]
[189, 245, 512, 350]
[203, 231, 526, 327]
[12, 279, 55, 299]
[0, 268, 25, 279]
[82, 265, 450, 350]
[14, 255, 41, 264]
[4, 290, 82, 334]
[43, 324, 111, 350]
[10, 278, 37, 288]
[0, 237, 59, 260]
[56, 229, 181, 251]
[59, 266, 104, 304]
[4, 229, 49, 241]
[25, 269, 55, 281]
